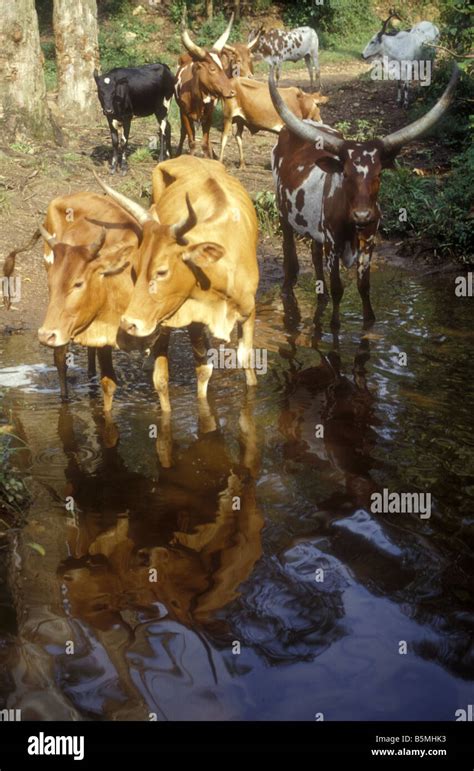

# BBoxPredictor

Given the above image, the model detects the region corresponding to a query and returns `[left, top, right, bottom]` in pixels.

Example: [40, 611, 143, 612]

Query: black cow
[94, 63, 176, 174]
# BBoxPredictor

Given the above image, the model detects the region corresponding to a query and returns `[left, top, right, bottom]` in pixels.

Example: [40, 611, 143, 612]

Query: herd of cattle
[4, 13, 459, 412]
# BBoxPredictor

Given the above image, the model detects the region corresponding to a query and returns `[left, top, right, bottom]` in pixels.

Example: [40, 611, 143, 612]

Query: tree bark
[53, 0, 100, 122]
[234, 0, 240, 22]
[206, 0, 213, 22]
[0, 0, 55, 141]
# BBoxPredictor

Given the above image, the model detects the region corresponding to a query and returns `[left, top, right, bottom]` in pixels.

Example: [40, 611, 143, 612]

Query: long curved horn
[380, 10, 402, 36]
[181, 28, 207, 61]
[39, 223, 57, 248]
[212, 12, 234, 53]
[247, 27, 262, 52]
[92, 170, 154, 225]
[381, 64, 460, 152]
[87, 228, 107, 260]
[171, 193, 197, 244]
[268, 66, 343, 154]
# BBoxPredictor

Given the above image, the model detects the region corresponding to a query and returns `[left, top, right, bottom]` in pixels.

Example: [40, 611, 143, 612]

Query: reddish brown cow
[175, 18, 236, 158]
[269, 65, 459, 328]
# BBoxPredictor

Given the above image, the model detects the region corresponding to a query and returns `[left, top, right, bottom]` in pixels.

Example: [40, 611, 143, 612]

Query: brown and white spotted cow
[269, 65, 459, 328]
[249, 26, 320, 89]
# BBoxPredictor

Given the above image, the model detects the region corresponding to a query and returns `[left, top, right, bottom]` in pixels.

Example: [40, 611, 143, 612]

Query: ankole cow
[219, 77, 328, 167]
[269, 64, 459, 328]
[37, 193, 142, 410]
[362, 13, 439, 107]
[249, 26, 320, 89]
[175, 16, 236, 158]
[93, 156, 259, 412]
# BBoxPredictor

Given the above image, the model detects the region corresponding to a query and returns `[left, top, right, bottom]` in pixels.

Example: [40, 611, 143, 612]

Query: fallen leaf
[27, 542, 45, 557]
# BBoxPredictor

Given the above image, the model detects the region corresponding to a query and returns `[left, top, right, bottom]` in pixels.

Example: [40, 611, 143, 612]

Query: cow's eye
[74, 281, 84, 289]
[156, 269, 168, 278]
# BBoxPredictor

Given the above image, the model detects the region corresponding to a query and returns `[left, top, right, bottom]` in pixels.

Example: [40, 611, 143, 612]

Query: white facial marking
[104, 77, 110, 84]
[354, 164, 369, 178]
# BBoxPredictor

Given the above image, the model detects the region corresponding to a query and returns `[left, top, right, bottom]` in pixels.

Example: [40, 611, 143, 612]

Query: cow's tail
[2, 228, 41, 309]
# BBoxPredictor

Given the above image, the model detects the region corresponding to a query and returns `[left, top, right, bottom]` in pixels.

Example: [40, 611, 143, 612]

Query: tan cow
[219, 77, 328, 167]
[93, 156, 259, 413]
[37, 192, 142, 410]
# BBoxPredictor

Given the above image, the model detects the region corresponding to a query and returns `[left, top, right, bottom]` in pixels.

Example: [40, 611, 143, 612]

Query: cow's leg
[87, 347, 96, 377]
[280, 216, 299, 292]
[311, 240, 328, 331]
[235, 119, 246, 169]
[155, 98, 171, 161]
[304, 53, 313, 91]
[238, 306, 257, 387]
[54, 345, 68, 401]
[178, 110, 196, 155]
[357, 248, 375, 327]
[201, 102, 215, 159]
[219, 113, 233, 164]
[97, 346, 117, 413]
[403, 80, 409, 109]
[188, 322, 213, 401]
[329, 255, 344, 330]
[151, 328, 172, 412]
[108, 118, 119, 174]
[119, 117, 131, 175]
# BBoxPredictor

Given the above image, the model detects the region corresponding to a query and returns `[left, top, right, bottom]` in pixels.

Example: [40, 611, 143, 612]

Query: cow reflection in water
[56, 399, 263, 642]
[279, 331, 379, 511]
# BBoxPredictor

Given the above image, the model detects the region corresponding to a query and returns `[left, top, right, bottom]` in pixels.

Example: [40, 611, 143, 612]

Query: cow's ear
[182, 242, 225, 267]
[313, 94, 329, 104]
[315, 156, 344, 174]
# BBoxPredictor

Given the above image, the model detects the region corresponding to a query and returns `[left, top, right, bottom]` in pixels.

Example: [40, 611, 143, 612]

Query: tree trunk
[53, 0, 100, 122]
[0, 0, 56, 141]
[234, 0, 240, 22]
[206, 0, 213, 22]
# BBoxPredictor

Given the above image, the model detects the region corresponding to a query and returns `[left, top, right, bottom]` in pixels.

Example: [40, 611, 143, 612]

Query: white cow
[249, 26, 320, 90]
[362, 13, 439, 107]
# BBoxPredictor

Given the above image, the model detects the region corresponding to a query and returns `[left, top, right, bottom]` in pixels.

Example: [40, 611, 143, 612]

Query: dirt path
[0, 59, 441, 333]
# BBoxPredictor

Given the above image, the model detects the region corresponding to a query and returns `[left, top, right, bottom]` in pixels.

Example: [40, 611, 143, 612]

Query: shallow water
[0, 262, 473, 721]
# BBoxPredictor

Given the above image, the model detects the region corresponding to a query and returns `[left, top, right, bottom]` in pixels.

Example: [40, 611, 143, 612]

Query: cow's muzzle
[120, 315, 155, 338]
[38, 327, 65, 347]
[352, 210, 375, 227]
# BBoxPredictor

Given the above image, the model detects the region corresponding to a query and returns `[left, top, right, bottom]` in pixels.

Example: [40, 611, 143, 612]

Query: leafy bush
[282, 0, 378, 47]
[253, 191, 280, 236]
[380, 147, 474, 262]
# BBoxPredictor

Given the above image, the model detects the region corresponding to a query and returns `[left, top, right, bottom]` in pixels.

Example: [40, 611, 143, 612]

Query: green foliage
[334, 118, 383, 140]
[253, 191, 280, 236]
[380, 147, 474, 262]
[282, 0, 378, 47]
[0, 431, 31, 521]
[438, 0, 473, 58]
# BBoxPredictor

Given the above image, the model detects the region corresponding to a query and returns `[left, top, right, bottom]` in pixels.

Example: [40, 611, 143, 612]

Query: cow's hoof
[120, 167, 128, 176]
